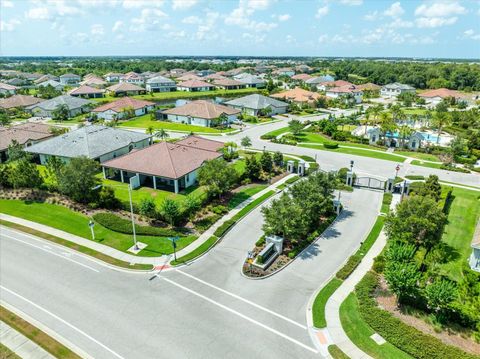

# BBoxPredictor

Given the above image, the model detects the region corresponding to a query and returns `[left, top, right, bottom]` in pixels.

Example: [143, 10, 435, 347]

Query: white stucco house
[92, 97, 155, 121]
[224, 94, 288, 116]
[59, 73, 81, 85]
[145, 75, 176, 92]
[380, 83, 416, 98]
[162, 100, 240, 127]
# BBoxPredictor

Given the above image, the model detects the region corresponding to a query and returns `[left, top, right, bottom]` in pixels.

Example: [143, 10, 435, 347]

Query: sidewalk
[0, 321, 55, 359]
[173, 173, 296, 260]
[0, 174, 295, 268]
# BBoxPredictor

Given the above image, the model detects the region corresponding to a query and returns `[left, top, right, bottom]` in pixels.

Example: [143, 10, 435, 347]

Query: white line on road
[0, 233, 99, 273]
[0, 285, 125, 359]
[162, 277, 318, 354]
[176, 269, 307, 330]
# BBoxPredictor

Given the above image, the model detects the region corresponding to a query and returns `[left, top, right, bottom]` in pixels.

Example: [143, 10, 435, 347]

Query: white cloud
[123, 0, 164, 9]
[464, 29, 480, 40]
[172, 0, 197, 10]
[25, 7, 50, 20]
[363, 11, 378, 21]
[340, 0, 363, 5]
[0, 18, 21, 32]
[112, 20, 123, 32]
[91, 24, 105, 36]
[415, 1, 466, 18]
[384, 2, 404, 17]
[416, 16, 457, 28]
[74, 32, 89, 43]
[55, 1, 84, 16]
[1, 1, 14, 8]
[167, 30, 186, 39]
[131, 8, 168, 31]
[315, 6, 329, 18]
[225, 1, 277, 32]
[277, 14, 291, 21]
[285, 34, 295, 43]
[389, 18, 414, 28]
[182, 15, 202, 24]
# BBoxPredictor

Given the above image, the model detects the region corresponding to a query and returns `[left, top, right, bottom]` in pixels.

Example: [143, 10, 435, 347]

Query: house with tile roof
[26, 95, 92, 117]
[291, 74, 313, 82]
[176, 79, 215, 92]
[59, 73, 81, 85]
[224, 94, 288, 116]
[0, 82, 18, 96]
[145, 75, 176, 92]
[106, 82, 146, 96]
[34, 74, 59, 84]
[68, 85, 105, 98]
[92, 97, 155, 121]
[0, 95, 45, 110]
[326, 85, 364, 103]
[162, 100, 240, 127]
[104, 72, 124, 82]
[212, 78, 246, 90]
[418, 88, 468, 107]
[0, 123, 54, 163]
[80, 75, 108, 88]
[119, 72, 144, 85]
[316, 80, 352, 92]
[101, 136, 223, 193]
[233, 73, 266, 88]
[37, 79, 64, 91]
[271, 87, 321, 104]
[25, 125, 151, 164]
[381, 82, 416, 98]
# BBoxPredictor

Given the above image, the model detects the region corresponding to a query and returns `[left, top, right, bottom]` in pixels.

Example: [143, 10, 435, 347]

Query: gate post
[346, 171, 354, 186]
[287, 160, 295, 173]
[386, 178, 394, 193]
[298, 161, 306, 176]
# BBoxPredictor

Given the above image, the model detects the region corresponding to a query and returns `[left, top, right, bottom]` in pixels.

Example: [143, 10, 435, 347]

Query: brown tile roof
[321, 80, 353, 88]
[356, 83, 381, 91]
[419, 88, 466, 99]
[102, 138, 222, 179]
[212, 78, 245, 87]
[291, 74, 313, 81]
[204, 73, 227, 81]
[0, 123, 54, 151]
[80, 76, 108, 87]
[327, 85, 363, 94]
[106, 82, 144, 93]
[0, 82, 18, 91]
[163, 100, 240, 119]
[92, 97, 155, 113]
[0, 95, 44, 109]
[176, 135, 224, 152]
[176, 73, 202, 82]
[177, 79, 213, 89]
[68, 85, 105, 96]
[271, 87, 321, 103]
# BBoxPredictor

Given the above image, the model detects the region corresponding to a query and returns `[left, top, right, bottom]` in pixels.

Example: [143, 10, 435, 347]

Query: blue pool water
[419, 132, 439, 143]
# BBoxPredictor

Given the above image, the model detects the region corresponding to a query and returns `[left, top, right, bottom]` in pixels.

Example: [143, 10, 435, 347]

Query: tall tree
[288, 119, 303, 136]
[57, 157, 100, 203]
[198, 158, 237, 198]
[52, 104, 69, 122]
[240, 136, 252, 149]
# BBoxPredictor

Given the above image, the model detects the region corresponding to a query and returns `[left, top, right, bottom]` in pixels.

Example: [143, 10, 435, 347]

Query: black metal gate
[354, 177, 385, 190]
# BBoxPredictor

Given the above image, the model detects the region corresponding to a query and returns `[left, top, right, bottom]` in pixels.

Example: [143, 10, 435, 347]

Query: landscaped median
[170, 190, 276, 266]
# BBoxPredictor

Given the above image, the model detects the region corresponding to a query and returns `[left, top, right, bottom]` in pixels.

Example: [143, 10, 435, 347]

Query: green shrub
[93, 212, 183, 237]
[355, 272, 478, 359]
[260, 134, 275, 140]
[372, 254, 385, 273]
[285, 176, 300, 184]
[255, 235, 265, 247]
[324, 141, 339, 149]
[336, 254, 362, 280]
[213, 219, 236, 237]
[193, 214, 221, 232]
[211, 205, 228, 215]
[405, 175, 425, 180]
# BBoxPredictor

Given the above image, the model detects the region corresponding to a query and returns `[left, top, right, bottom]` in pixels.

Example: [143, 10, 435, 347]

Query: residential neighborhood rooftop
[271, 87, 322, 103]
[25, 95, 92, 111]
[68, 85, 105, 96]
[0, 94, 45, 109]
[92, 97, 155, 113]
[418, 88, 466, 99]
[224, 93, 288, 110]
[163, 100, 240, 119]
[106, 82, 144, 92]
[0, 123, 54, 151]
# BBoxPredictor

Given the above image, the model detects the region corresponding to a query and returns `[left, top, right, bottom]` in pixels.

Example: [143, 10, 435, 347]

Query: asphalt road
[0, 188, 381, 359]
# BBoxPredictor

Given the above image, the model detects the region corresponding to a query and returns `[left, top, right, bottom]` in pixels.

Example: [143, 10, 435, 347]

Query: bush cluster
[336, 254, 362, 280]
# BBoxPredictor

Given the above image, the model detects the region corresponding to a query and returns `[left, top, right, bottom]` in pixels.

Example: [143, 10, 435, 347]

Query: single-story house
[196, 69, 216, 77]
[101, 136, 223, 193]
[25, 125, 152, 164]
[381, 83, 415, 98]
[176, 73, 202, 82]
[104, 72, 124, 82]
[0, 123, 54, 163]
[92, 97, 155, 121]
[316, 80, 352, 92]
[272, 68, 295, 77]
[326, 85, 364, 103]
[26, 95, 92, 118]
[59, 73, 81, 85]
[176, 80, 215, 92]
[162, 100, 240, 127]
[204, 73, 227, 82]
[34, 74, 59, 84]
[271, 87, 321, 104]
[418, 88, 468, 107]
[469, 220, 480, 272]
[169, 68, 187, 77]
[295, 65, 314, 73]
[291, 74, 313, 82]
[6, 78, 27, 86]
[224, 94, 288, 116]
[0, 82, 18, 96]
[68, 85, 105, 98]
[233, 73, 266, 88]
[0, 95, 44, 110]
[305, 75, 335, 89]
[80, 75, 108, 88]
[120, 72, 144, 85]
[37, 80, 64, 91]
[212, 78, 246, 90]
[106, 82, 146, 96]
[356, 83, 381, 92]
[145, 75, 176, 92]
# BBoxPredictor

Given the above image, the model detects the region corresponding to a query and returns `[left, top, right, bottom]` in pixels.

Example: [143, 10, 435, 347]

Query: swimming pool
[419, 132, 439, 143]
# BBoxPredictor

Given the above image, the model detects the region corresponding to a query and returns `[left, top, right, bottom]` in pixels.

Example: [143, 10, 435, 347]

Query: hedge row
[355, 272, 478, 359]
[93, 212, 184, 237]
[324, 141, 339, 149]
[213, 219, 236, 237]
[336, 254, 362, 280]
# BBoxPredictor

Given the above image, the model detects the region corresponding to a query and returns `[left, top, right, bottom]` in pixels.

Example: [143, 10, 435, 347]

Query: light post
[92, 182, 138, 251]
[395, 164, 400, 179]
[350, 160, 354, 172]
[88, 220, 95, 240]
[169, 236, 179, 261]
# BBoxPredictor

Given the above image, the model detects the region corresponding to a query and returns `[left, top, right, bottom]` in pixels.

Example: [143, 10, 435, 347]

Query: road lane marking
[0, 233, 99, 273]
[0, 285, 125, 359]
[175, 269, 307, 330]
[162, 277, 318, 354]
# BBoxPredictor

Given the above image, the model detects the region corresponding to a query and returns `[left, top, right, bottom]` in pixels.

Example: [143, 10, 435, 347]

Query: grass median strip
[0, 306, 81, 359]
[312, 278, 343, 328]
[171, 235, 218, 266]
[299, 144, 407, 163]
[0, 220, 153, 270]
[328, 345, 350, 359]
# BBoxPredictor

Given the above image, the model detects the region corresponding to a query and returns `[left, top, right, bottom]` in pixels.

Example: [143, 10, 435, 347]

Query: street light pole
[127, 184, 138, 250]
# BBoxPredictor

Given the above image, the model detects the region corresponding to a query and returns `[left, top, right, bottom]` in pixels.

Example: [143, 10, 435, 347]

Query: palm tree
[363, 111, 371, 135]
[399, 125, 413, 148]
[371, 104, 383, 124]
[155, 128, 169, 140]
[433, 112, 451, 144]
[146, 125, 154, 135]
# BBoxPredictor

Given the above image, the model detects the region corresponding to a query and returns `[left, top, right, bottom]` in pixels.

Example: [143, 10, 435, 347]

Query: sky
[0, 0, 479, 58]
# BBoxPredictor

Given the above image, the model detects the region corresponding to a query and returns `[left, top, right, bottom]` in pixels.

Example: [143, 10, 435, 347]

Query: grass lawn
[228, 184, 267, 209]
[171, 235, 218, 266]
[298, 132, 377, 150]
[0, 306, 80, 359]
[394, 151, 440, 162]
[340, 293, 412, 359]
[118, 114, 234, 133]
[411, 160, 443, 169]
[328, 345, 349, 359]
[312, 277, 343, 328]
[0, 199, 196, 257]
[262, 127, 292, 138]
[439, 188, 480, 281]
[0, 343, 21, 359]
[299, 144, 407, 163]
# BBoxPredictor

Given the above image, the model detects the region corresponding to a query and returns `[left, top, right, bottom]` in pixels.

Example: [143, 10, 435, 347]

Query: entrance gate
[354, 177, 386, 190]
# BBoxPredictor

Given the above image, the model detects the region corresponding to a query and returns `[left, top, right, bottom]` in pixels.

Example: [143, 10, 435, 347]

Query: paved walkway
[311, 194, 401, 358]
[0, 321, 55, 359]
[0, 174, 296, 268]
